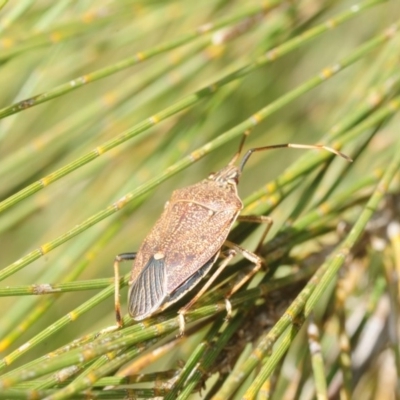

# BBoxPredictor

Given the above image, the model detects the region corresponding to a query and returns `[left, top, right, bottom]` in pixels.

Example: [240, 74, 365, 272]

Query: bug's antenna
[228, 130, 251, 166]
[239, 143, 352, 173]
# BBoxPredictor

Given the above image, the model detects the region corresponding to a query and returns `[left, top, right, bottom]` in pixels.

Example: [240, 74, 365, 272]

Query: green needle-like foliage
[0, 1, 399, 399]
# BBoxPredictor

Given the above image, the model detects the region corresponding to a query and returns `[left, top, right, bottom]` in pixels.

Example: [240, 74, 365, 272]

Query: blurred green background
[0, 0, 399, 399]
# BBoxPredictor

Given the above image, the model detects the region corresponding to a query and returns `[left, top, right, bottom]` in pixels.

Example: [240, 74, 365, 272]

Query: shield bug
[114, 135, 351, 334]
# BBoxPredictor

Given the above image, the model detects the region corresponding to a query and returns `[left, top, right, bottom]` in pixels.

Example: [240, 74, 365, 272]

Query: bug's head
[207, 131, 249, 187]
[208, 164, 241, 187]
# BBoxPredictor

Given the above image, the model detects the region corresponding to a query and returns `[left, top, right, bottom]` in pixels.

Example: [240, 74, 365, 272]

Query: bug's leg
[223, 240, 264, 316]
[237, 214, 273, 254]
[114, 252, 137, 328]
[177, 249, 236, 336]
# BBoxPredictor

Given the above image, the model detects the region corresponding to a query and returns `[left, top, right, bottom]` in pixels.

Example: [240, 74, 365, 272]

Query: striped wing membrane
[128, 255, 167, 320]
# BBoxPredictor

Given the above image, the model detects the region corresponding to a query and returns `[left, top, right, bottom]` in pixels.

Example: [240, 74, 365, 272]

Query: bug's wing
[128, 255, 167, 320]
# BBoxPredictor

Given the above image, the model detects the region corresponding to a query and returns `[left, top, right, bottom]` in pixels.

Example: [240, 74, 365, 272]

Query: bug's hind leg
[177, 249, 236, 337]
[176, 214, 270, 336]
[114, 252, 137, 328]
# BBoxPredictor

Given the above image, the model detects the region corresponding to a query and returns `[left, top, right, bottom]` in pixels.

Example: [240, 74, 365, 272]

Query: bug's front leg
[114, 252, 137, 328]
[223, 214, 272, 301]
[223, 240, 264, 316]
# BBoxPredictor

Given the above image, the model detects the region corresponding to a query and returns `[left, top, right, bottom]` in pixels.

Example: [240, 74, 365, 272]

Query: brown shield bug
[114, 135, 351, 334]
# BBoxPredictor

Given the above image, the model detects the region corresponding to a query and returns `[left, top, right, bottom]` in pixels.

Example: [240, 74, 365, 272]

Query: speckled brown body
[128, 165, 243, 320]
[115, 140, 351, 328]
